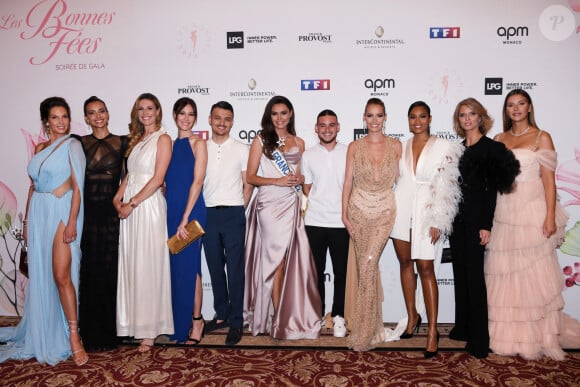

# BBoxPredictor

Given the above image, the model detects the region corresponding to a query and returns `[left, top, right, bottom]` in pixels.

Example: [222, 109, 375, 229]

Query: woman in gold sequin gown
[342, 98, 401, 351]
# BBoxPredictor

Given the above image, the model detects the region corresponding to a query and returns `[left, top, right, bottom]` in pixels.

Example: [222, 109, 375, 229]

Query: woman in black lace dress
[78, 96, 128, 351]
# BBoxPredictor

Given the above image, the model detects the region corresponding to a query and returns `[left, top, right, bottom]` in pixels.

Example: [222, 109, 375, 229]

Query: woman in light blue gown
[0, 97, 87, 366]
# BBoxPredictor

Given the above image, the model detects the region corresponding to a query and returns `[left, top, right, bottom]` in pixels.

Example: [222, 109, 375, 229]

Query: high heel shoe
[185, 315, 205, 346]
[424, 331, 440, 359]
[67, 320, 88, 365]
[400, 315, 422, 339]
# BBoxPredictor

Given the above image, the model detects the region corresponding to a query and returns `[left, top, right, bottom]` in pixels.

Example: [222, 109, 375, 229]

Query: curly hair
[260, 95, 295, 159]
[453, 97, 493, 137]
[126, 93, 162, 157]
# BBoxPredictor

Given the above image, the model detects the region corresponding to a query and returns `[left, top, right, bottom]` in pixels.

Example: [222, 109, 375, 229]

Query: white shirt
[203, 136, 249, 207]
[301, 142, 347, 228]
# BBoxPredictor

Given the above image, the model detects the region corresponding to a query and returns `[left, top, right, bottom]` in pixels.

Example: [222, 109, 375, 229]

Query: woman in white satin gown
[113, 93, 174, 352]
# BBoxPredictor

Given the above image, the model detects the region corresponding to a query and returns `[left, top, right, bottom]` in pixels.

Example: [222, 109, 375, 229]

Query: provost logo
[301, 80, 330, 90]
[227, 31, 244, 49]
[298, 32, 332, 43]
[484, 78, 503, 95]
[497, 26, 528, 45]
[429, 27, 461, 38]
[177, 84, 210, 95]
[365, 78, 395, 96]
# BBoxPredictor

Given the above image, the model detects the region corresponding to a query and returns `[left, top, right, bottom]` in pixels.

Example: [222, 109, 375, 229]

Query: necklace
[276, 135, 287, 148]
[510, 126, 530, 137]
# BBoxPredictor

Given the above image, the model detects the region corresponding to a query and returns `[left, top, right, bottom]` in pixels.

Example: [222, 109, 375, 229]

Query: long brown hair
[502, 89, 540, 132]
[126, 93, 162, 156]
[260, 95, 295, 159]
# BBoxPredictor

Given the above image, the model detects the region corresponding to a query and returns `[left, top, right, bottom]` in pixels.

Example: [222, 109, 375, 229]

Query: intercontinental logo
[497, 26, 528, 45]
[298, 32, 332, 43]
[229, 78, 276, 101]
[355, 26, 405, 49]
[177, 84, 210, 95]
[226, 31, 277, 48]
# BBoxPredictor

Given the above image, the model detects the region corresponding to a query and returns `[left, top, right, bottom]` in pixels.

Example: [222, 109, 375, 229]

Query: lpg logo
[365, 78, 395, 96]
[497, 26, 528, 44]
[301, 80, 330, 90]
[484, 78, 503, 95]
[227, 31, 244, 49]
[429, 27, 460, 38]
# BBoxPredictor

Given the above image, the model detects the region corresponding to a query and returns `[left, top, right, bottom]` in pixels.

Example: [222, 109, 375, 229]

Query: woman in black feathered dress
[448, 98, 519, 359]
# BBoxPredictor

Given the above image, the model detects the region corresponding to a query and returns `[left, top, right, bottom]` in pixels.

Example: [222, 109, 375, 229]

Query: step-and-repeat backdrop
[1, 0, 579, 321]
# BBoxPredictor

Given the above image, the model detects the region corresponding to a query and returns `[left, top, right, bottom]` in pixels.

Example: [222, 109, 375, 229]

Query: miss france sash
[260, 137, 301, 194]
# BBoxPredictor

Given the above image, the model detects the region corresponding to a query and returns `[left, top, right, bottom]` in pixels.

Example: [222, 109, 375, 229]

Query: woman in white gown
[113, 93, 174, 352]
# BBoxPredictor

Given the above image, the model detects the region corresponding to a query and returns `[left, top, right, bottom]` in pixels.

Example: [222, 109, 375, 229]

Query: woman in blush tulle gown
[486, 89, 580, 360]
[342, 98, 401, 351]
[244, 95, 321, 340]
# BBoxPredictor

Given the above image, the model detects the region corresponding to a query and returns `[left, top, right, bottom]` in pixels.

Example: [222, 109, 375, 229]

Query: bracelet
[129, 198, 137, 208]
[22, 219, 28, 224]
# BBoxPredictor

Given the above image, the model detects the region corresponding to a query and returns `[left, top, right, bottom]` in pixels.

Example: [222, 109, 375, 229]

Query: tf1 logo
[484, 78, 503, 95]
[301, 80, 330, 90]
[430, 27, 461, 38]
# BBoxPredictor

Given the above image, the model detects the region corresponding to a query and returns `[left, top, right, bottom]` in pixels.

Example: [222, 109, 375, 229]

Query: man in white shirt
[202, 101, 253, 346]
[302, 109, 348, 338]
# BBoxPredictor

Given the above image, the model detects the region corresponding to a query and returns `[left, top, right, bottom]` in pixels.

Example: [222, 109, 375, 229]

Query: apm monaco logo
[298, 32, 332, 43]
[229, 78, 276, 101]
[238, 129, 261, 144]
[365, 78, 395, 96]
[355, 26, 405, 49]
[429, 27, 461, 39]
[177, 84, 210, 95]
[227, 31, 244, 49]
[484, 78, 503, 95]
[497, 26, 528, 44]
[301, 79, 330, 91]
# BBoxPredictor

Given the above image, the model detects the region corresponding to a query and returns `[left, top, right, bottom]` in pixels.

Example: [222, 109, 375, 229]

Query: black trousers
[449, 218, 490, 356]
[305, 226, 349, 318]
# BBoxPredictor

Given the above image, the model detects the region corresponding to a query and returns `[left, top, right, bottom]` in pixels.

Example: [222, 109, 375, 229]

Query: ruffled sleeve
[536, 149, 557, 171]
[424, 141, 464, 236]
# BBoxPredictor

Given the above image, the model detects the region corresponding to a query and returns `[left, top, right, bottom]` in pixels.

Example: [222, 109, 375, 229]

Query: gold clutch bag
[167, 219, 205, 254]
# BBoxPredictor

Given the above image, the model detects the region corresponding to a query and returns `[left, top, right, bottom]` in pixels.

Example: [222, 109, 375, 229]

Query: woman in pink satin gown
[244, 96, 321, 340]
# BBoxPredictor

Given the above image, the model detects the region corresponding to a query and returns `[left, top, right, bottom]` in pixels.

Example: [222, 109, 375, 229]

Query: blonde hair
[453, 97, 493, 137]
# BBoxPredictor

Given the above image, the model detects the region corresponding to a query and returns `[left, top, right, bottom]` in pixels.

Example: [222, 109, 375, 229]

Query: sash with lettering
[260, 138, 308, 216]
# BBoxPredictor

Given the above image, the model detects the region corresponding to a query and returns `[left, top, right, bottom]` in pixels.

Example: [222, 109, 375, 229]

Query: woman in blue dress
[165, 97, 208, 344]
[0, 97, 87, 366]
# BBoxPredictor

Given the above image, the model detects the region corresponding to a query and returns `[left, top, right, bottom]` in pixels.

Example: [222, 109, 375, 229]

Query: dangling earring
[45, 124, 50, 134]
[363, 120, 367, 130]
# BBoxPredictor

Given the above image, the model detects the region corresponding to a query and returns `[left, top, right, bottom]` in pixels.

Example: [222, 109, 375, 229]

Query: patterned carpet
[1, 317, 579, 386]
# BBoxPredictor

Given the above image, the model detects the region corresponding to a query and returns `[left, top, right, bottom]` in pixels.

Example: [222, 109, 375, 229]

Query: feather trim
[423, 141, 464, 236]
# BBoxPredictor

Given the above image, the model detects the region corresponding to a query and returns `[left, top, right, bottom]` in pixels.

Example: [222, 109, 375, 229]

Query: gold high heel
[67, 320, 88, 366]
